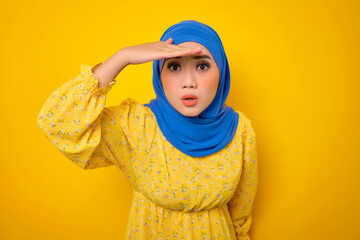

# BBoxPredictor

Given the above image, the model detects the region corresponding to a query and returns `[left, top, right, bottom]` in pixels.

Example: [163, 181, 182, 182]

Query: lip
[181, 94, 198, 107]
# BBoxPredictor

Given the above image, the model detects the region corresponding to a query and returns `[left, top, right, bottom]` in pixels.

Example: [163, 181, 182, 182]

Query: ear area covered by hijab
[144, 20, 239, 158]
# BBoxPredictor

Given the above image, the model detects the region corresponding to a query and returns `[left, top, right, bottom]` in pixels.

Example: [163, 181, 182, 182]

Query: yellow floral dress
[37, 63, 258, 240]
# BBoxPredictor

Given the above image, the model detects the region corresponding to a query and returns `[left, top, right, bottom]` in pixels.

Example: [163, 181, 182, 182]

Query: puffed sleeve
[36, 63, 126, 170]
[227, 117, 259, 240]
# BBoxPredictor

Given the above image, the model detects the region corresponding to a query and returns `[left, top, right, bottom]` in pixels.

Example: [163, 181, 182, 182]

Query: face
[160, 42, 220, 117]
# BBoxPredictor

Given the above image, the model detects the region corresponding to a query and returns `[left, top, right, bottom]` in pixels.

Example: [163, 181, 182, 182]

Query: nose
[181, 73, 197, 89]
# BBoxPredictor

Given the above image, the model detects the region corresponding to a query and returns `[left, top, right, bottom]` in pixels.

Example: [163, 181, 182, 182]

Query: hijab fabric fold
[145, 20, 239, 157]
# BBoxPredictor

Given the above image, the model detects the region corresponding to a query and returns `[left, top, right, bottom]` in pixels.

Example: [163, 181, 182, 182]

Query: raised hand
[123, 38, 206, 65]
[94, 38, 206, 88]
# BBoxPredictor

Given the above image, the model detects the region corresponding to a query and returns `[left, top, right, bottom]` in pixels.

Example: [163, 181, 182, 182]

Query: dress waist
[133, 189, 228, 213]
[126, 190, 237, 239]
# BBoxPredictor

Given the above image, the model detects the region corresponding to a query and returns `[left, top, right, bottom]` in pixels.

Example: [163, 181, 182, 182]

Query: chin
[182, 113, 198, 117]
[179, 108, 201, 117]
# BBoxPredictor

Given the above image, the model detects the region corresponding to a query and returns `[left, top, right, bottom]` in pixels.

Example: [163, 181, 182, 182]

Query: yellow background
[1, 0, 359, 239]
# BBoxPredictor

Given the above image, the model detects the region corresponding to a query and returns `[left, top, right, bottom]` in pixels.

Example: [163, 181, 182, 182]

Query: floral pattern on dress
[37, 63, 258, 240]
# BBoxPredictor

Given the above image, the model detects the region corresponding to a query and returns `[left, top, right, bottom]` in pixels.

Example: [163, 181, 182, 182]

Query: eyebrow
[167, 55, 212, 60]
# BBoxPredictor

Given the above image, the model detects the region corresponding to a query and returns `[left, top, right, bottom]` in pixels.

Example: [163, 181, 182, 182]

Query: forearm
[93, 48, 130, 88]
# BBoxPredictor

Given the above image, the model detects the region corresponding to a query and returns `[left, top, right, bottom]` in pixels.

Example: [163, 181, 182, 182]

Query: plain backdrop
[1, 0, 359, 239]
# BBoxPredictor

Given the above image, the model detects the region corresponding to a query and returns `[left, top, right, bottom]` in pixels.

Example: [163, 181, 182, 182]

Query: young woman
[37, 20, 258, 240]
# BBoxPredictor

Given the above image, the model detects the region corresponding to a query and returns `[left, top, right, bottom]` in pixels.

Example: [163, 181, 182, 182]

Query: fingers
[163, 38, 205, 54]
[164, 38, 173, 43]
[166, 47, 206, 59]
[181, 47, 205, 56]
[160, 38, 206, 59]
[190, 47, 205, 55]
[167, 45, 204, 55]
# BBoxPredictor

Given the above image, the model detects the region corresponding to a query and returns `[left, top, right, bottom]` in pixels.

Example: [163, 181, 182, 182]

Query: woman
[37, 20, 258, 239]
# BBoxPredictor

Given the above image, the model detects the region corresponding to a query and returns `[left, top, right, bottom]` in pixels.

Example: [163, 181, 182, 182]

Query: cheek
[161, 76, 178, 94]
[201, 75, 219, 93]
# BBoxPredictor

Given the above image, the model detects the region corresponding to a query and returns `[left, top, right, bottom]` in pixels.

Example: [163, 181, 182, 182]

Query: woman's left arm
[227, 118, 259, 240]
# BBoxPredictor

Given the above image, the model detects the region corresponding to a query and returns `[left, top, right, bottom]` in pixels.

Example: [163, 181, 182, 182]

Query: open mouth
[182, 94, 198, 107]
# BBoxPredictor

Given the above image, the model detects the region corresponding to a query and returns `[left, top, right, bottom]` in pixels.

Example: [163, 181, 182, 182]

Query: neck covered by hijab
[144, 20, 239, 157]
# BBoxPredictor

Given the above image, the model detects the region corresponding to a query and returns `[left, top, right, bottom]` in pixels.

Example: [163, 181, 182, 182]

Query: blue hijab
[144, 20, 239, 157]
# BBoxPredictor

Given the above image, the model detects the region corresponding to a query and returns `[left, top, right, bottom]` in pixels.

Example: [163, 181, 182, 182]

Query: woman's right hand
[94, 38, 205, 88]
[122, 38, 206, 65]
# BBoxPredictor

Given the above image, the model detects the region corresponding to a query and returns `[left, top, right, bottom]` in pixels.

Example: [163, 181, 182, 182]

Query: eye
[166, 61, 211, 72]
[197, 61, 210, 71]
[167, 62, 180, 71]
